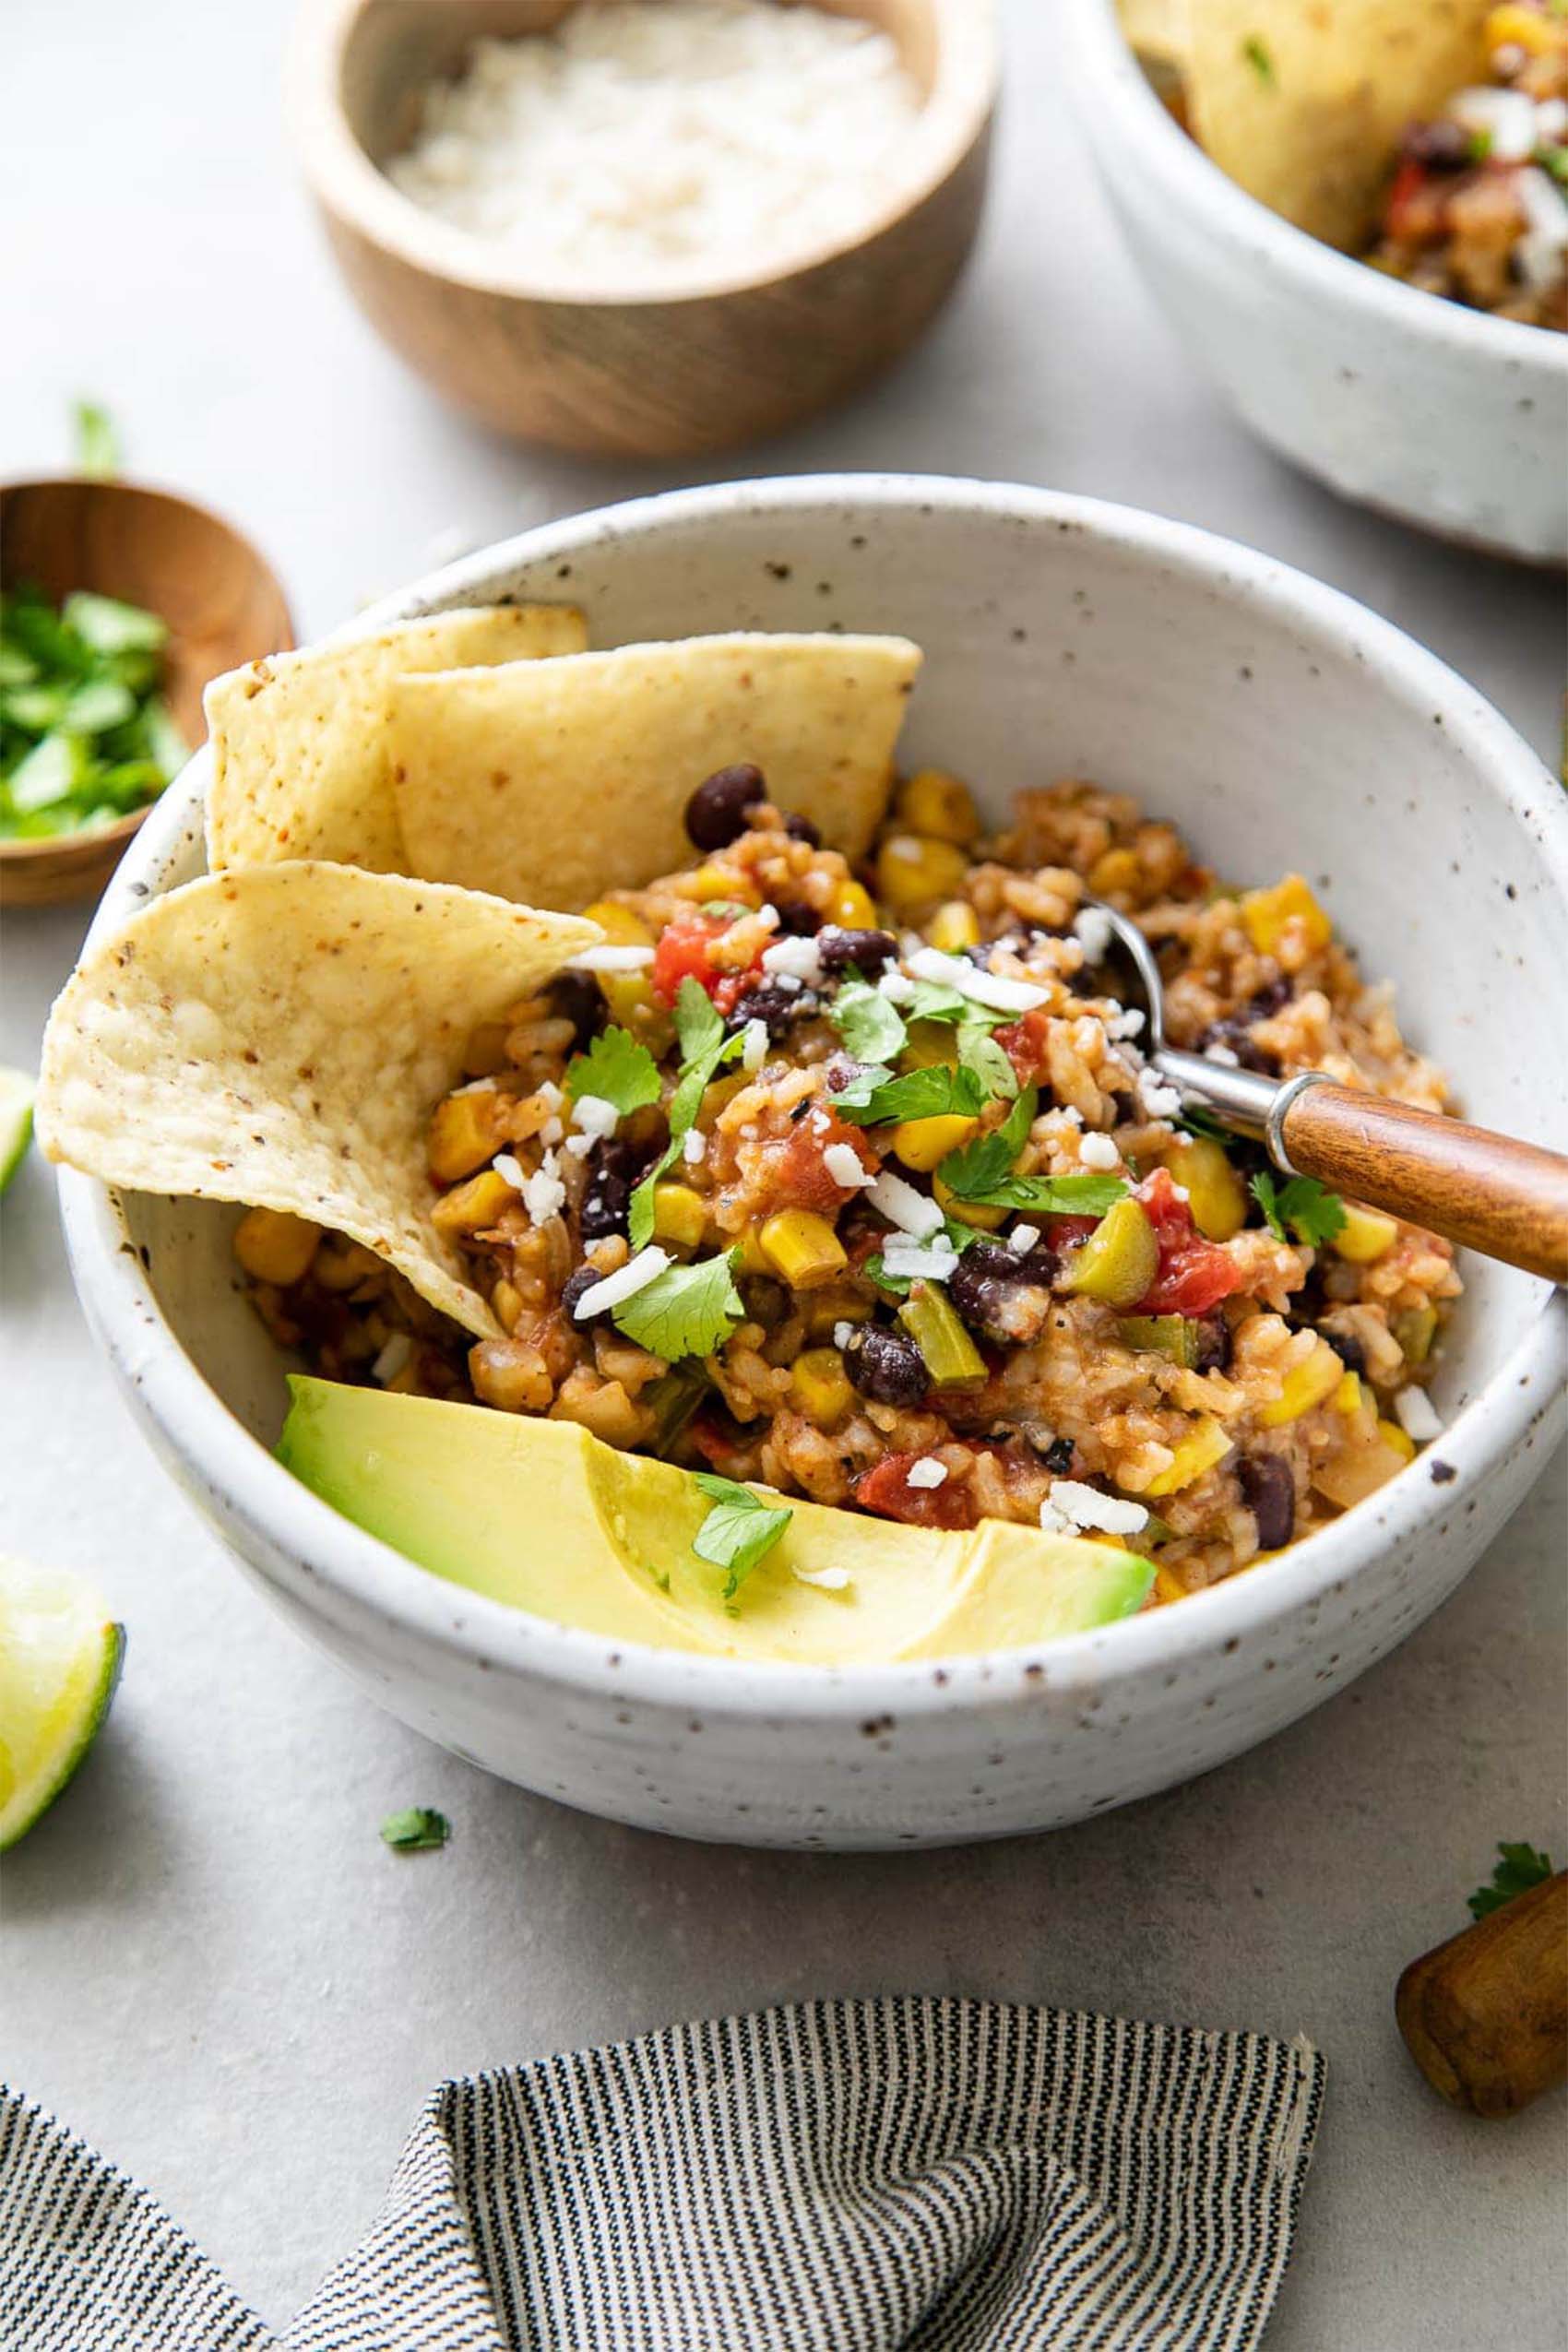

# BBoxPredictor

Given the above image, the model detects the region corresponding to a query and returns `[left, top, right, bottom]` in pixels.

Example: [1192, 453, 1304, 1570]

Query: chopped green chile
[897, 1283, 987, 1387]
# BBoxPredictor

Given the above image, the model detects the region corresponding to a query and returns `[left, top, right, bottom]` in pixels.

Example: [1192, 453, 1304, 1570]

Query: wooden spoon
[1397, 1871, 1567, 2118]
[1094, 898, 1568, 1284]
[1, 478, 293, 909]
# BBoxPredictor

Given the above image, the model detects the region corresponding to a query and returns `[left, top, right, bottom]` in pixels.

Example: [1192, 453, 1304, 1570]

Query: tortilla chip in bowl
[43, 479, 1567, 1847]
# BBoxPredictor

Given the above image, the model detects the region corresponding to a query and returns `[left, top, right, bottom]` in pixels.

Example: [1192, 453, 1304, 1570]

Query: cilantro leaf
[829, 1062, 985, 1127]
[627, 980, 743, 1248]
[903, 978, 994, 1026]
[828, 973, 908, 1065]
[612, 1250, 743, 1360]
[1467, 1842, 1554, 1921]
[1242, 32, 1276, 85]
[1177, 1103, 1234, 1145]
[1251, 1171, 1347, 1248]
[937, 1087, 1039, 1199]
[968, 1172, 1128, 1216]
[673, 975, 723, 1063]
[566, 1025, 661, 1115]
[956, 1021, 1019, 1101]
[692, 1471, 793, 1598]
[380, 1806, 450, 1851]
[74, 399, 120, 480]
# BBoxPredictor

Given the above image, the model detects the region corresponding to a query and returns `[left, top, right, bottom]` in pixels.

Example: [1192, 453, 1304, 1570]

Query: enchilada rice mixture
[240, 766, 1460, 1604]
[1366, 2, 1568, 328]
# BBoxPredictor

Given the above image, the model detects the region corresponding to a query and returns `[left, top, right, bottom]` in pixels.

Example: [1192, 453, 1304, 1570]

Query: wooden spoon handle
[1396, 1872, 1568, 2118]
[1280, 1083, 1568, 1284]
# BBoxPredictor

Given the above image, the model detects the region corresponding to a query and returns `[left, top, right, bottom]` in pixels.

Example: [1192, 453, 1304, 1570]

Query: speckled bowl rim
[288, 0, 1000, 309]
[1069, 0, 1568, 386]
[57, 473, 1568, 1723]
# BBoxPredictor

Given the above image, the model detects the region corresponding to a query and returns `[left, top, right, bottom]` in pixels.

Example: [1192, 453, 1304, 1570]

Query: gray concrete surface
[3, 3, 1564, 2344]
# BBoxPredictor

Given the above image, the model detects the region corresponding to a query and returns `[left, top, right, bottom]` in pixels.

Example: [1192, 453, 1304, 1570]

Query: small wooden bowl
[0, 480, 293, 910]
[290, 0, 998, 457]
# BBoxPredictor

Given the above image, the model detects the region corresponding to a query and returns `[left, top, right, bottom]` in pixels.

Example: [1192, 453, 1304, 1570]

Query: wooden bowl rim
[289, 0, 999, 307]
[0, 473, 294, 876]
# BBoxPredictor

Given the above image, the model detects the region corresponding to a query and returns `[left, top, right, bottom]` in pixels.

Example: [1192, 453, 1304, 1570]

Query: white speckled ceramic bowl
[57, 476, 1567, 1848]
[1065, 0, 1568, 566]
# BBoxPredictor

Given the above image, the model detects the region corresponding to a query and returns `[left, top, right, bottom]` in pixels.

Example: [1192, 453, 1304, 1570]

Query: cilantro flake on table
[1241, 33, 1276, 86]
[612, 1249, 743, 1360]
[566, 1025, 661, 1115]
[1467, 1842, 1554, 1921]
[380, 1806, 451, 1852]
[692, 1472, 793, 1598]
[1251, 1171, 1347, 1248]
[74, 398, 120, 480]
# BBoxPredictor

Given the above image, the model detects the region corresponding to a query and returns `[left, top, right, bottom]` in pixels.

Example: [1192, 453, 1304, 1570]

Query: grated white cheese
[572, 1245, 671, 1319]
[740, 1018, 769, 1073]
[373, 1333, 414, 1384]
[1073, 906, 1114, 965]
[454, 1075, 498, 1096]
[832, 1320, 856, 1349]
[1078, 1132, 1122, 1171]
[1449, 84, 1538, 162]
[1008, 1224, 1041, 1255]
[906, 1456, 948, 1490]
[793, 1564, 851, 1592]
[867, 1169, 944, 1239]
[762, 934, 824, 985]
[1394, 1384, 1443, 1443]
[683, 1126, 707, 1165]
[571, 1093, 621, 1141]
[568, 943, 655, 973]
[1041, 1481, 1148, 1538]
[824, 1141, 873, 1190]
[905, 946, 1049, 1016]
[1137, 1067, 1183, 1123]
[876, 968, 916, 1004]
[522, 1152, 568, 1225]
[387, 1, 924, 297]
[880, 1237, 959, 1284]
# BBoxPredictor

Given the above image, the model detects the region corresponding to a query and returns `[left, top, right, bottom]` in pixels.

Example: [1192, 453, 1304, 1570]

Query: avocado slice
[278, 1377, 1153, 1664]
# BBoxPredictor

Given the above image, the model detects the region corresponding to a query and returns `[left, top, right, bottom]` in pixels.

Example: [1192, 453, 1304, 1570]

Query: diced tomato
[769, 1107, 879, 1213]
[1051, 1215, 1101, 1253]
[994, 1008, 1051, 1084]
[1133, 1166, 1244, 1316]
[687, 1414, 756, 1478]
[650, 913, 761, 1014]
[854, 1452, 974, 1531]
[1383, 158, 1452, 245]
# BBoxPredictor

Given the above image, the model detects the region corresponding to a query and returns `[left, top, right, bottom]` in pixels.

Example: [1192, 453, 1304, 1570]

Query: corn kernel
[1145, 1416, 1232, 1497]
[875, 833, 970, 913]
[896, 768, 980, 845]
[684, 865, 758, 905]
[1153, 1563, 1188, 1607]
[759, 1210, 848, 1289]
[427, 1088, 504, 1183]
[1241, 874, 1332, 959]
[1332, 1204, 1399, 1264]
[232, 1206, 322, 1287]
[927, 899, 980, 954]
[580, 899, 651, 948]
[431, 1168, 517, 1236]
[577, 901, 669, 1036]
[1087, 846, 1141, 899]
[1163, 1134, 1246, 1242]
[933, 1172, 1008, 1232]
[734, 1224, 773, 1278]
[492, 1278, 524, 1334]
[1333, 1370, 1363, 1417]
[892, 1112, 980, 1172]
[803, 1287, 873, 1336]
[1378, 1418, 1418, 1464]
[1061, 1198, 1159, 1309]
[830, 879, 878, 931]
[790, 1347, 854, 1428]
[1258, 1341, 1344, 1427]
[1487, 3, 1555, 54]
[651, 1183, 707, 1251]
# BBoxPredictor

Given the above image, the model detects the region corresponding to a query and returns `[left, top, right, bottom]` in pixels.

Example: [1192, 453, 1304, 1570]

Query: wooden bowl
[0, 480, 293, 910]
[290, 0, 998, 457]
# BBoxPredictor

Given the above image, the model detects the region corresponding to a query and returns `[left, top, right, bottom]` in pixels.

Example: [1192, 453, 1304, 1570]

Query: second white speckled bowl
[1065, 0, 1568, 565]
[57, 476, 1568, 1847]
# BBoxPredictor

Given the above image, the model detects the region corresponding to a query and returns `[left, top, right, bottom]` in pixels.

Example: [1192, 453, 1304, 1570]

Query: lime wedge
[0, 1066, 35, 1194]
[0, 1554, 125, 1850]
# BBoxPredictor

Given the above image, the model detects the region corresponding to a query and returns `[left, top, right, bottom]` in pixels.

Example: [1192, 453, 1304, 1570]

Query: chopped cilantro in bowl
[0, 583, 187, 841]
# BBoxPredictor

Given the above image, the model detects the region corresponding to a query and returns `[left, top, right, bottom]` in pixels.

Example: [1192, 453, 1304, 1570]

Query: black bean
[843, 1324, 931, 1408]
[783, 812, 822, 848]
[817, 924, 898, 975]
[547, 968, 603, 1051]
[726, 983, 820, 1039]
[1247, 978, 1292, 1017]
[1400, 117, 1471, 169]
[1198, 1015, 1279, 1075]
[1237, 1454, 1296, 1551]
[1324, 1329, 1366, 1376]
[578, 1138, 637, 1242]
[1042, 1435, 1076, 1475]
[773, 900, 822, 936]
[560, 1265, 610, 1327]
[684, 764, 767, 851]
[948, 1241, 1058, 1341]
[1194, 1313, 1232, 1376]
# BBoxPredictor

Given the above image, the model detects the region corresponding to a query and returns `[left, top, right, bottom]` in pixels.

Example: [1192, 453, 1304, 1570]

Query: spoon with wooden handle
[1396, 1871, 1567, 2118]
[1093, 901, 1568, 1284]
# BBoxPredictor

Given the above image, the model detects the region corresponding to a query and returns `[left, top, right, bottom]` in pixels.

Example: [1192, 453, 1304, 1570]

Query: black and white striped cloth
[1, 1997, 1324, 2351]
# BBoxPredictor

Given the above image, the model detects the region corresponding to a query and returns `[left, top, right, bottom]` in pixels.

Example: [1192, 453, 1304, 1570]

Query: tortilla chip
[1120, 0, 1191, 71]
[37, 865, 597, 1340]
[387, 632, 921, 910]
[205, 605, 588, 875]
[1184, 1, 1489, 250]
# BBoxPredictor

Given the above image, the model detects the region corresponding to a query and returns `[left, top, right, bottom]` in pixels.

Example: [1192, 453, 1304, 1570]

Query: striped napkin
[2, 1998, 1324, 2352]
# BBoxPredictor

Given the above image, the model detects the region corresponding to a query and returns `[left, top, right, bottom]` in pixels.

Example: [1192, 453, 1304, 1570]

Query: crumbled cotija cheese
[387, 0, 923, 294]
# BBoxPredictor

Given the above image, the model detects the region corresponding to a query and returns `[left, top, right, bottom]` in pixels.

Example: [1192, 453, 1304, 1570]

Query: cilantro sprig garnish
[627, 980, 747, 1249]
[692, 1472, 793, 1598]
[612, 1249, 743, 1360]
[566, 1025, 661, 1115]
[827, 973, 909, 1065]
[380, 1806, 451, 1851]
[936, 1086, 1126, 1216]
[1467, 1842, 1555, 1921]
[828, 1060, 985, 1127]
[1251, 1171, 1346, 1248]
